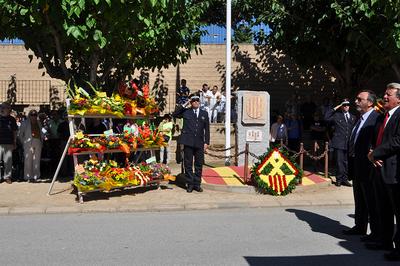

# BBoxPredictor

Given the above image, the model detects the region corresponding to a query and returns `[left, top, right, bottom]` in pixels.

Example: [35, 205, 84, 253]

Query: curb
[0, 199, 354, 216]
[202, 178, 332, 194]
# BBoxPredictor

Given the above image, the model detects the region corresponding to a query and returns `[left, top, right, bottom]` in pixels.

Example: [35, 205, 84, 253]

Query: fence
[0, 80, 66, 106]
[200, 141, 330, 184]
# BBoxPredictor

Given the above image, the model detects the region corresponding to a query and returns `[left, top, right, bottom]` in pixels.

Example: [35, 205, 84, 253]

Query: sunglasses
[190, 99, 200, 102]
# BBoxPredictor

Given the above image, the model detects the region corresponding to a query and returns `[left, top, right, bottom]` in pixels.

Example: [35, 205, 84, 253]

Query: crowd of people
[176, 79, 237, 123]
[271, 83, 400, 261]
[0, 103, 176, 184]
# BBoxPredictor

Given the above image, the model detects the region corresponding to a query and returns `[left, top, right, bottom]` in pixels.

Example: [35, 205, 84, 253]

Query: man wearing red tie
[368, 83, 400, 261]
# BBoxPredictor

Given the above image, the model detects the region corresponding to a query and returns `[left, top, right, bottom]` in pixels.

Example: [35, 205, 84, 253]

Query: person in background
[270, 115, 288, 146]
[0, 102, 17, 184]
[158, 114, 173, 164]
[310, 112, 327, 172]
[300, 95, 317, 130]
[286, 113, 302, 152]
[209, 85, 221, 123]
[47, 110, 62, 172]
[176, 79, 190, 106]
[216, 91, 226, 123]
[324, 98, 355, 187]
[199, 83, 212, 114]
[57, 111, 74, 180]
[18, 109, 44, 182]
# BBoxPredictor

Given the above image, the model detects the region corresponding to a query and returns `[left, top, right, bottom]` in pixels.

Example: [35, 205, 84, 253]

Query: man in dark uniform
[345, 90, 380, 237]
[368, 83, 400, 261]
[325, 98, 355, 187]
[173, 95, 210, 193]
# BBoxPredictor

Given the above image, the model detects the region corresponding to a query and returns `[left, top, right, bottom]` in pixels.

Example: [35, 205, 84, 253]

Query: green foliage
[230, 0, 400, 95]
[0, 0, 210, 88]
[233, 23, 253, 44]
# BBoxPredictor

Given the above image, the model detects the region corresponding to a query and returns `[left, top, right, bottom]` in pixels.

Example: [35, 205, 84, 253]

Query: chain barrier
[204, 143, 328, 161]
[205, 150, 245, 159]
[207, 145, 235, 152]
[301, 149, 326, 161]
[278, 144, 302, 159]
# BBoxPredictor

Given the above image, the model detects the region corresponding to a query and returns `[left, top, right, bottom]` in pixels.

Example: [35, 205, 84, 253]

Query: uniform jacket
[372, 107, 400, 184]
[173, 106, 210, 148]
[324, 108, 356, 150]
[349, 110, 379, 181]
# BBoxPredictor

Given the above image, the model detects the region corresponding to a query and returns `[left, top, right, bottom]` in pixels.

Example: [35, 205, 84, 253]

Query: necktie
[194, 109, 198, 118]
[376, 112, 390, 146]
[344, 113, 349, 123]
[348, 118, 362, 156]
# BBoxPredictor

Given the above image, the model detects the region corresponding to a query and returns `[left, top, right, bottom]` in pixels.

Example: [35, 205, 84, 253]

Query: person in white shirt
[209, 85, 221, 123]
[199, 83, 212, 113]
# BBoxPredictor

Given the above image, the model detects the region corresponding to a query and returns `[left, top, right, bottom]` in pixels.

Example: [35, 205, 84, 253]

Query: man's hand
[368, 149, 383, 167]
[204, 144, 208, 153]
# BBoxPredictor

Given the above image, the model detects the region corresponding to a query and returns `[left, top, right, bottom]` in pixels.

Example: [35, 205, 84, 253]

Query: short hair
[202, 83, 208, 88]
[357, 89, 377, 105]
[386, 83, 400, 98]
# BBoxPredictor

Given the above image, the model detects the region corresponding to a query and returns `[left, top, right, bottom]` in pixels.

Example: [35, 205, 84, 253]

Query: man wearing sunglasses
[0, 102, 17, 184]
[173, 95, 210, 193]
[325, 98, 356, 187]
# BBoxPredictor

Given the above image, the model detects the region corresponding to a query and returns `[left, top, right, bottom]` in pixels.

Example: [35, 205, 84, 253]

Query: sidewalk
[0, 162, 354, 215]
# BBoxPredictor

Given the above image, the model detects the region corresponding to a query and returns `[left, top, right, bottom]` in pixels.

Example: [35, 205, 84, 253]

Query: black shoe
[342, 227, 365, 235]
[360, 234, 378, 243]
[193, 186, 203, 192]
[365, 242, 393, 251]
[341, 180, 352, 187]
[186, 186, 193, 193]
[335, 181, 341, 187]
[384, 250, 400, 261]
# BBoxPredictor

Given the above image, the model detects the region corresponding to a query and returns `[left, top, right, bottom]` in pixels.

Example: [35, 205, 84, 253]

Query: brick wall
[1, 44, 395, 113]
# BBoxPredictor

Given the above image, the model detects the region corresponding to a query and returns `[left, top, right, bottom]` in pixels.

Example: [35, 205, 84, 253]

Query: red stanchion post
[324, 141, 329, 179]
[244, 143, 249, 184]
[299, 142, 304, 171]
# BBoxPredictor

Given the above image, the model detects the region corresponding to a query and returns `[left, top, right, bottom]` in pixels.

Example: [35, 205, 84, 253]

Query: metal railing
[0, 80, 66, 106]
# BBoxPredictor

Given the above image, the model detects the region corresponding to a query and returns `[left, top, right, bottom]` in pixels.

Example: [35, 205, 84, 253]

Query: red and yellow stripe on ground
[202, 166, 329, 187]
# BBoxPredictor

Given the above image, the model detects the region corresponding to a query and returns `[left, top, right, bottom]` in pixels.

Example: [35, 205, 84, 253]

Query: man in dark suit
[368, 83, 400, 261]
[325, 98, 356, 186]
[345, 90, 380, 237]
[173, 95, 210, 193]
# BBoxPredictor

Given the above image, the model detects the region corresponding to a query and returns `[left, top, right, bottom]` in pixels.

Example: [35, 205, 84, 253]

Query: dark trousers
[373, 169, 394, 246]
[183, 145, 204, 188]
[387, 184, 400, 249]
[335, 148, 348, 182]
[352, 178, 379, 235]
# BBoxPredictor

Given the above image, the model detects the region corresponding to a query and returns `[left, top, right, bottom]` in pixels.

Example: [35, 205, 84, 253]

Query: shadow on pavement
[244, 209, 392, 265]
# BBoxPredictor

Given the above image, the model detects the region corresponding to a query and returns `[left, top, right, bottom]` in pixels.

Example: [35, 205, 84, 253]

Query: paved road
[0, 207, 392, 266]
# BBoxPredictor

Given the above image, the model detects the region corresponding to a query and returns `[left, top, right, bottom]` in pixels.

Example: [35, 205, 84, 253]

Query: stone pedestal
[236, 91, 270, 165]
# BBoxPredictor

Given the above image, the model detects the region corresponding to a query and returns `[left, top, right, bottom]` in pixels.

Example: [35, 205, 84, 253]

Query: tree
[330, 0, 400, 80]
[228, 0, 400, 95]
[0, 0, 209, 89]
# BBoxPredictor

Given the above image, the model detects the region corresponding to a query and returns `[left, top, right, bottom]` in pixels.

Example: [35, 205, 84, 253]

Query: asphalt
[0, 162, 354, 215]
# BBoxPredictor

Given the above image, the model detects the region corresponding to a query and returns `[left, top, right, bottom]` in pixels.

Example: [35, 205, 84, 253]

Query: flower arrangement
[74, 159, 170, 192]
[67, 80, 159, 117]
[68, 127, 165, 155]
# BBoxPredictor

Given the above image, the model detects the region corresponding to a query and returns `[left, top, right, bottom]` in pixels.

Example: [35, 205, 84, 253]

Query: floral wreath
[251, 147, 303, 196]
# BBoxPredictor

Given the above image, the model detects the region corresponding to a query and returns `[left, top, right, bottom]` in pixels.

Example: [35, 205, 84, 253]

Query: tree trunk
[89, 54, 99, 85]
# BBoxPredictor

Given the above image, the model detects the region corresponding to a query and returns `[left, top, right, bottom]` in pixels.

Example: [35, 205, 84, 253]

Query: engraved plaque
[242, 92, 267, 124]
[246, 129, 263, 142]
